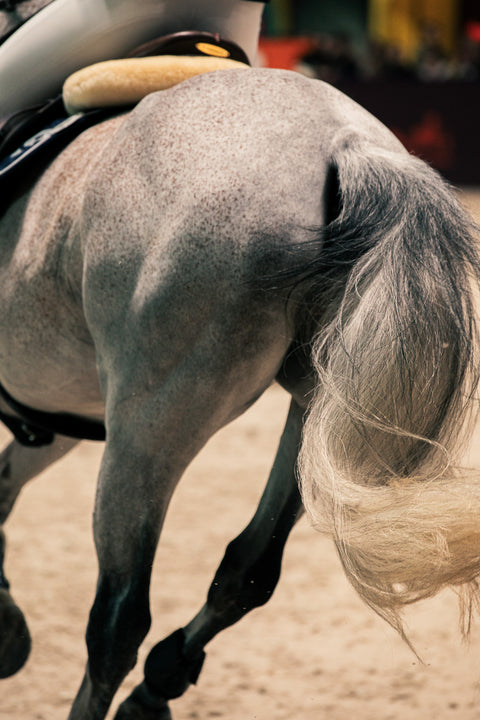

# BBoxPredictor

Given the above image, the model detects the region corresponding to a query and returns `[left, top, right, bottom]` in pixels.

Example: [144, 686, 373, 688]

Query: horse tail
[297, 135, 480, 643]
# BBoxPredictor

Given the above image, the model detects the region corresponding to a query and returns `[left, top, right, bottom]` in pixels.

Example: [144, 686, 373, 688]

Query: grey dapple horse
[1, 68, 480, 719]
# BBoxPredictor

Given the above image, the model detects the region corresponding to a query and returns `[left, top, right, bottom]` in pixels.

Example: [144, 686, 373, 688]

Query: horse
[0, 67, 480, 720]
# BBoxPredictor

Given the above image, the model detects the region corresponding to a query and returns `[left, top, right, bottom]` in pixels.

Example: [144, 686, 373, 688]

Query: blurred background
[259, 0, 480, 185]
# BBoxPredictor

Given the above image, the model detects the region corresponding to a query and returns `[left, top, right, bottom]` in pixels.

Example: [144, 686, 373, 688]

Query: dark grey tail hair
[298, 135, 480, 645]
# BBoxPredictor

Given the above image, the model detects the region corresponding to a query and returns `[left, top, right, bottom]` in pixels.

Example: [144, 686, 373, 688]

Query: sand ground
[1, 191, 480, 720]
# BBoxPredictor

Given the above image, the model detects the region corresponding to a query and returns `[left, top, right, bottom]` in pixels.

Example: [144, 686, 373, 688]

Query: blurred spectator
[416, 22, 453, 81]
[295, 26, 480, 84]
[453, 34, 480, 81]
[295, 33, 360, 83]
[365, 42, 416, 81]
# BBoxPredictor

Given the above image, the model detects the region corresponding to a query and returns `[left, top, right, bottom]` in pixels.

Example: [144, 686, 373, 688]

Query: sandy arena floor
[1, 190, 480, 720]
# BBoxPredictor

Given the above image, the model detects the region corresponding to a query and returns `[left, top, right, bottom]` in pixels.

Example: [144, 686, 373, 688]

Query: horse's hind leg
[0, 434, 79, 677]
[114, 399, 304, 720]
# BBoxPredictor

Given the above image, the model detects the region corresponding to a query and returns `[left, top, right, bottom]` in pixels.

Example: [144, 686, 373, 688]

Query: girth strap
[0, 382, 105, 446]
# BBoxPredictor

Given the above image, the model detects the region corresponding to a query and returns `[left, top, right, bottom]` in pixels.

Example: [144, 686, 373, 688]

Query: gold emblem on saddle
[195, 42, 231, 59]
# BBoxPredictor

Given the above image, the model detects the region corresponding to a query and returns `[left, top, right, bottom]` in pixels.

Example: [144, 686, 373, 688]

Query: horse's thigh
[0, 435, 78, 522]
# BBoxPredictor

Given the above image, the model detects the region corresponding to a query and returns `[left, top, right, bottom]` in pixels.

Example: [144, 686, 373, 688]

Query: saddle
[0, 31, 250, 205]
[0, 31, 250, 446]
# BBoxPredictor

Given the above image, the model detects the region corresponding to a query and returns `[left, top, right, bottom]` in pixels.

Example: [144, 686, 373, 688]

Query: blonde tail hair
[297, 137, 480, 643]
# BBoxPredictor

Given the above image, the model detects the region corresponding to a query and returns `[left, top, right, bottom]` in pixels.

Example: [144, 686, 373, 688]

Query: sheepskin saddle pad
[63, 40, 250, 113]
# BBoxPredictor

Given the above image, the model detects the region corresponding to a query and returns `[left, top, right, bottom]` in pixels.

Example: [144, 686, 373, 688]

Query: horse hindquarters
[298, 137, 480, 639]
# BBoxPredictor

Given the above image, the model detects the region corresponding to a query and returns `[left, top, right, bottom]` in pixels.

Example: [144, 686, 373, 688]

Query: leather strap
[0, 381, 105, 446]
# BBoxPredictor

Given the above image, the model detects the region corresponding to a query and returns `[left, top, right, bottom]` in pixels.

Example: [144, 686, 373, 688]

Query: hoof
[0, 588, 31, 678]
[114, 685, 172, 720]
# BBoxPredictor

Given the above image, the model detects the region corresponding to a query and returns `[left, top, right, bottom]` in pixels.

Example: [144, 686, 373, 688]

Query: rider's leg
[0, 0, 266, 116]
[0, 434, 79, 677]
